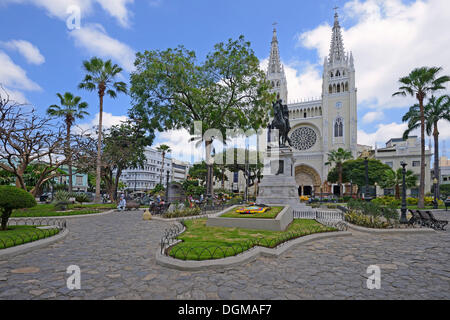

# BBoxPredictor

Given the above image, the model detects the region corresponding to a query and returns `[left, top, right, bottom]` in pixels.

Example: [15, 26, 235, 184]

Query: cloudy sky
[0, 0, 449, 162]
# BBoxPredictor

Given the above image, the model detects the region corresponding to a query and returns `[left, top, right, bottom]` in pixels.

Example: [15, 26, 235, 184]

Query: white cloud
[362, 110, 384, 124]
[76, 112, 129, 133]
[3, 0, 134, 28]
[0, 50, 41, 103]
[156, 129, 204, 164]
[297, 0, 450, 110]
[1, 40, 45, 65]
[69, 23, 136, 72]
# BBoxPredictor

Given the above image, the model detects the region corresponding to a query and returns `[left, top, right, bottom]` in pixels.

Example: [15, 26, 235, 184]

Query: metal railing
[1, 218, 67, 250]
[293, 210, 344, 221]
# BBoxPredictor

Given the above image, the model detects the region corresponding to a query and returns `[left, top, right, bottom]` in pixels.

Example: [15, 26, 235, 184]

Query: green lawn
[220, 206, 284, 219]
[168, 218, 336, 261]
[11, 203, 116, 218]
[0, 226, 60, 249]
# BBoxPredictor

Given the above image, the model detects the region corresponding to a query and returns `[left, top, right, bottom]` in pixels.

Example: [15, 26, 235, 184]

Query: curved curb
[10, 209, 117, 220]
[0, 228, 69, 260]
[151, 213, 215, 223]
[156, 231, 352, 271]
[344, 222, 436, 234]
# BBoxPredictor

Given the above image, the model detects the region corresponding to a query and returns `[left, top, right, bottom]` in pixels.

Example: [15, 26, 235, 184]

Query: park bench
[125, 200, 141, 211]
[424, 211, 448, 231]
[150, 203, 170, 215]
[408, 209, 422, 226]
[444, 197, 450, 211]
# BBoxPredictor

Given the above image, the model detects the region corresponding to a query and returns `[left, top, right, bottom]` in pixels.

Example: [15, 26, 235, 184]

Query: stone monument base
[256, 147, 313, 212]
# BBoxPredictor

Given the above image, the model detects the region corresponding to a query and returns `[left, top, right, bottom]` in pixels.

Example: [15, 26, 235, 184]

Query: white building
[120, 147, 173, 192]
[268, 12, 357, 197]
[374, 136, 432, 196]
[171, 159, 191, 183]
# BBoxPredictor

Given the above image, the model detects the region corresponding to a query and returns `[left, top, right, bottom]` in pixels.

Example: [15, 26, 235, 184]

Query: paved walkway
[0, 211, 449, 300]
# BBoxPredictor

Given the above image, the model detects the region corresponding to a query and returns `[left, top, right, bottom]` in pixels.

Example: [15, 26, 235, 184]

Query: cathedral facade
[267, 12, 358, 197]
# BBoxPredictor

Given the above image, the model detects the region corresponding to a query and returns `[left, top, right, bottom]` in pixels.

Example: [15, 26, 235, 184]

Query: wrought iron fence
[160, 222, 337, 261]
[293, 210, 344, 221]
[1, 218, 67, 250]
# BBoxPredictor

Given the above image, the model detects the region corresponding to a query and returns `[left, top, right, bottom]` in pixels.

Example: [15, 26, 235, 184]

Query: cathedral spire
[268, 24, 282, 75]
[329, 9, 346, 65]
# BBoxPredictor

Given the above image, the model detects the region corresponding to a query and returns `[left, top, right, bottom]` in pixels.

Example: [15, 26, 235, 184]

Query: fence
[1, 218, 67, 249]
[293, 210, 344, 221]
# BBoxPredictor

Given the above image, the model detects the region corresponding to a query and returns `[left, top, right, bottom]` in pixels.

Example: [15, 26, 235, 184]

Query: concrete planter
[206, 205, 293, 231]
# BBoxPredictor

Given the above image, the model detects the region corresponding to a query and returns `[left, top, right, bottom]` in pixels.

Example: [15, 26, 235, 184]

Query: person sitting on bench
[117, 195, 126, 212]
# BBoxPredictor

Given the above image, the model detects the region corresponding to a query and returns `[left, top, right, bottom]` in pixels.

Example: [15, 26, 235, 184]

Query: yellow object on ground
[236, 206, 271, 214]
[143, 208, 152, 220]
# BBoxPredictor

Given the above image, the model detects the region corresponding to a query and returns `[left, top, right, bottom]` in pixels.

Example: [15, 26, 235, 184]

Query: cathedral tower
[267, 26, 288, 104]
[322, 10, 358, 159]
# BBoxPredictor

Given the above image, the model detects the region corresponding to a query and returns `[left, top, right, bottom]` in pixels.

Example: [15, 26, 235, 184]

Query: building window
[385, 162, 393, 168]
[334, 118, 343, 137]
[412, 161, 420, 167]
[76, 176, 83, 186]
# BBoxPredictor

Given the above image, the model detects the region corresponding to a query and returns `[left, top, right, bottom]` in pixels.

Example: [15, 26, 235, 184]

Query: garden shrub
[53, 191, 70, 211]
[345, 211, 390, 229]
[0, 186, 37, 230]
[229, 196, 243, 205]
[406, 197, 418, 205]
[163, 207, 202, 219]
[75, 193, 90, 207]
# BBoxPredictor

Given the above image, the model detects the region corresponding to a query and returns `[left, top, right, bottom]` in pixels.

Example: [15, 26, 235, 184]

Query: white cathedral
[267, 12, 357, 197]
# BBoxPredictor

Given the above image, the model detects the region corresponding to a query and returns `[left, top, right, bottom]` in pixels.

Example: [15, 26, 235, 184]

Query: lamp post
[374, 182, 378, 198]
[364, 157, 369, 201]
[433, 178, 438, 209]
[320, 186, 323, 204]
[350, 179, 353, 199]
[400, 161, 408, 224]
[165, 170, 170, 203]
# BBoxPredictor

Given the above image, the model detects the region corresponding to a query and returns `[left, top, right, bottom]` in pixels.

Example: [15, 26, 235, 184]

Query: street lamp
[374, 182, 378, 198]
[165, 170, 170, 202]
[350, 179, 353, 199]
[433, 178, 438, 209]
[364, 157, 369, 201]
[400, 161, 408, 224]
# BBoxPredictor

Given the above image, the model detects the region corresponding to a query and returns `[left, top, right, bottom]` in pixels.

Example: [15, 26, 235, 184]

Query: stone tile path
[0, 210, 449, 300]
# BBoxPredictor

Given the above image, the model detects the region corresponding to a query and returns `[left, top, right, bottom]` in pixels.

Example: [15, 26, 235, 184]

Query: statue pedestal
[256, 147, 312, 212]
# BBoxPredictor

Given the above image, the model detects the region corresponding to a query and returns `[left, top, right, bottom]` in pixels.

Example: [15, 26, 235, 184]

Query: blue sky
[0, 0, 449, 161]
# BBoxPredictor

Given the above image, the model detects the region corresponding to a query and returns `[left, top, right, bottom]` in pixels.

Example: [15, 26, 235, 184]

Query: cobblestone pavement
[0, 210, 449, 300]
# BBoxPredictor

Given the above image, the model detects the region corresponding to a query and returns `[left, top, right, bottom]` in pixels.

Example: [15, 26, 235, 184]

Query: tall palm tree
[393, 67, 450, 208]
[156, 144, 172, 185]
[402, 94, 450, 201]
[78, 57, 127, 203]
[325, 148, 353, 197]
[47, 92, 89, 193]
[380, 168, 418, 200]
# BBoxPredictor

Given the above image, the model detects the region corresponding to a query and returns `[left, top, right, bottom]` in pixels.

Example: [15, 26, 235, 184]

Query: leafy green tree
[328, 159, 392, 193]
[402, 94, 450, 200]
[47, 92, 89, 193]
[325, 148, 353, 197]
[379, 168, 418, 199]
[0, 186, 36, 230]
[101, 121, 151, 201]
[129, 36, 273, 199]
[156, 144, 172, 185]
[188, 161, 222, 186]
[393, 66, 450, 208]
[78, 57, 128, 203]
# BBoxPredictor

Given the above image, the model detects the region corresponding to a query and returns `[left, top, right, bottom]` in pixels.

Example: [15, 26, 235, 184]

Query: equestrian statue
[269, 99, 292, 148]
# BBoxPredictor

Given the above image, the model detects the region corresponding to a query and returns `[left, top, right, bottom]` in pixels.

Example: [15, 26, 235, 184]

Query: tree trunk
[95, 87, 105, 204]
[433, 123, 440, 202]
[418, 96, 426, 209]
[338, 163, 343, 198]
[66, 121, 73, 194]
[160, 152, 165, 185]
[205, 140, 214, 199]
[1, 209, 12, 231]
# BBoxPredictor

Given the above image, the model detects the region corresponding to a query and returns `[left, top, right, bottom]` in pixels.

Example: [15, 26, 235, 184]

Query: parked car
[39, 193, 52, 202]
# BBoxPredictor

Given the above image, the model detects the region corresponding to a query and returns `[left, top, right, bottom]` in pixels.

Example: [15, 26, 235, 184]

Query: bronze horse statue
[269, 99, 292, 147]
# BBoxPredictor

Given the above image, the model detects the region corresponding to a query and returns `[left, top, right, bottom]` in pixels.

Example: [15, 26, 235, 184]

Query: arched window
[337, 84, 341, 93]
[345, 82, 349, 91]
[330, 72, 334, 78]
[276, 81, 280, 87]
[336, 70, 340, 77]
[329, 85, 332, 94]
[333, 84, 336, 93]
[334, 118, 344, 137]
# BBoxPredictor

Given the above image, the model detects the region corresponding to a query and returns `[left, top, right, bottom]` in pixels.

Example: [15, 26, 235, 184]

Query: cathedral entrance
[295, 165, 321, 197]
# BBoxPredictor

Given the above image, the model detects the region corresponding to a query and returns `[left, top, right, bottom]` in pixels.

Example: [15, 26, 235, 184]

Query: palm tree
[156, 144, 172, 185]
[78, 57, 127, 203]
[393, 67, 450, 208]
[402, 94, 450, 201]
[325, 148, 353, 197]
[380, 168, 418, 200]
[47, 92, 89, 193]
